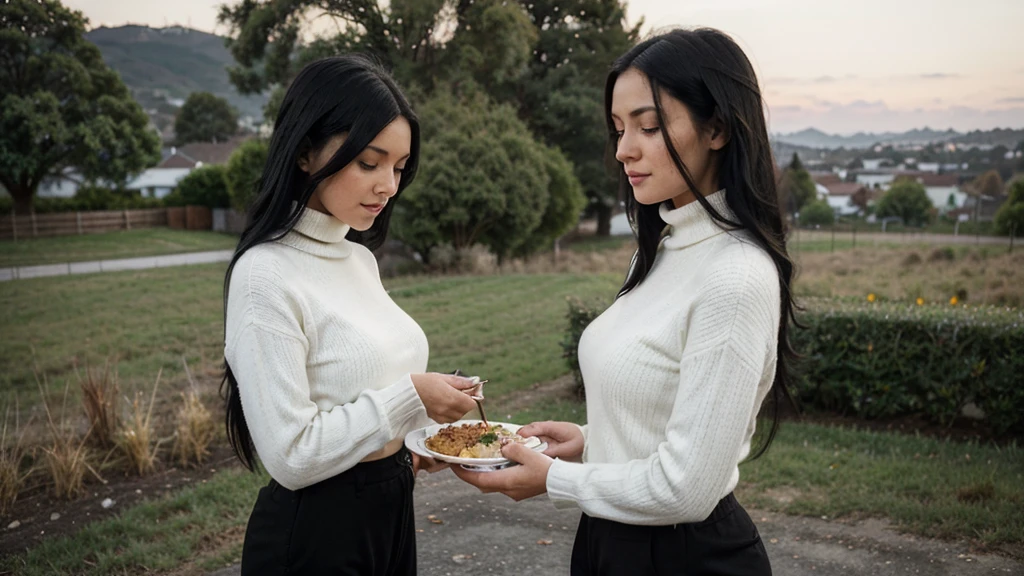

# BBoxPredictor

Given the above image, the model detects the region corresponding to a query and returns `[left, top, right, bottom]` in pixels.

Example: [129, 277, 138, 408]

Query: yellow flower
[867, 293, 876, 302]
[916, 297, 924, 306]
[950, 296, 959, 305]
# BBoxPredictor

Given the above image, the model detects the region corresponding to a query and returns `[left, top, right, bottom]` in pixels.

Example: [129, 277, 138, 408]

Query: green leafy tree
[517, 0, 640, 236]
[218, 0, 636, 237]
[993, 179, 1024, 236]
[225, 139, 269, 212]
[799, 199, 835, 227]
[514, 149, 586, 257]
[174, 92, 239, 145]
[779, 165, 816, 215]
[165, 165, 230, 208]
[0, 0, 160, 214]
[876, 178, 932, 226]
[392, 91, 568, 262]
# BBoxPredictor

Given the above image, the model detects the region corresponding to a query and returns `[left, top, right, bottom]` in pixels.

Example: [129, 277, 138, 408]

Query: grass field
[4, 408, 1019, 574]
[1, 241, 1022, 573]
[0, 229, 238, 268]
[0, 265, 621, 413]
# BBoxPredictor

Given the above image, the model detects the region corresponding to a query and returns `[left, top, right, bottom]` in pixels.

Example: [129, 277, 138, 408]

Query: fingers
[439, 374, 479, 391]
[518, 421, 551, 438]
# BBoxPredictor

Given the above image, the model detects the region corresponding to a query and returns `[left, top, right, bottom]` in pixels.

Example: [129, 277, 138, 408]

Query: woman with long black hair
[222, 54, 478, 575]
[455, 27, 798, 575]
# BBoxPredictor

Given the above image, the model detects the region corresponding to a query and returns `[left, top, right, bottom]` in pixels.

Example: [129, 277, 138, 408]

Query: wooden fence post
[124, 209, 131, 231]
[10, 211, 16, 241]
[76, 211, 83, 235]
[30, 211, 37, 237]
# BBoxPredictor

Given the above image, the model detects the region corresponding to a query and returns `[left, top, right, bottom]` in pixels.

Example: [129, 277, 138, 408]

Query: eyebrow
[366, 145, 411, 160]
[611, 106, 658, 121]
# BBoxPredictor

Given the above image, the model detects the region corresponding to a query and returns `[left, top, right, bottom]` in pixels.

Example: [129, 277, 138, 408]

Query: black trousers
[570, 493, 772, 576]
[240, 447, 416, 575]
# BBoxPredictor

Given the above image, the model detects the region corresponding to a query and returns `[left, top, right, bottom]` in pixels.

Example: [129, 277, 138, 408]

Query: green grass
[0, 229, 238, 268]
[0, 267, 621, 402]
[386, 273, 620, 398]
[563, 235, 633, 253]
[0, 467, 268, 575]
[512, 399, 1024, 551]
[6, 401, 1019, 574]
[0, 263, 229, 399]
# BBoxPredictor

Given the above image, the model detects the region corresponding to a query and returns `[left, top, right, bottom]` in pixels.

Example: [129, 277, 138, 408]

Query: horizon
[65, 0, 1024, 135]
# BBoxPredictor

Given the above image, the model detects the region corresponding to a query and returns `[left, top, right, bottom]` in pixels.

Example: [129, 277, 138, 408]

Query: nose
[615, 131, 638, 164]
[376, 170, 400, 198]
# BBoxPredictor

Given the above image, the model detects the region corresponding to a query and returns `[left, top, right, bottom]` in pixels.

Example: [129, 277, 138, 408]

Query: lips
[626, 171, 650, 186]
[362, 203, 386, 215]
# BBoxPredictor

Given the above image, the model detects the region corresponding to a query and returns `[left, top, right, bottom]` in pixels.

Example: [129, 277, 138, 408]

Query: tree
[165, 165, 230, 208]
[218, 0, 637, 236]
[779, 165, 816, 216]
[391, 90, 575, 263]
[972, 169, 1004, 197]
[876, 179, 932, 226]
[0, 0, 160, 214]
[225, 139, 269, 212]
[516, 0, 640, 236]
[174, 92, 239, 145]
[788, 152, 804, 171]
[799, 199, 835, 227]
[993, 179, 1024, 236]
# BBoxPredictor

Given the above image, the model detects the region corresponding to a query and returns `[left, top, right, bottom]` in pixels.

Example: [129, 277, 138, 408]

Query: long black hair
[221, 54, 421, 471]
[606, 28, 798, 459]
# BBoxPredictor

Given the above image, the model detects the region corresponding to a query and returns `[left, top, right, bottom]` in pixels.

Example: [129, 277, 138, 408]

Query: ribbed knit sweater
[546, 191, 781, 525]
[224, 207, 431, 490]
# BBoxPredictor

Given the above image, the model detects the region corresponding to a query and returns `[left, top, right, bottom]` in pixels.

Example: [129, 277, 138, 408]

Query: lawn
[4, 404, 1020, 574]
[2, 265, 1022, 573]
[0, 265, 621, 407]
[0, 228, 238, 268]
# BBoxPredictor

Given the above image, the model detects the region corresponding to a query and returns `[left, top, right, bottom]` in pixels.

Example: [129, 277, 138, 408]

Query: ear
[297, 137, 314, 173]
[708, 111, 729, 151]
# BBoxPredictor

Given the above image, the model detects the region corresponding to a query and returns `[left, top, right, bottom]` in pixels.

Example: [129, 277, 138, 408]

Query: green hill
[85, 25, 267, 119]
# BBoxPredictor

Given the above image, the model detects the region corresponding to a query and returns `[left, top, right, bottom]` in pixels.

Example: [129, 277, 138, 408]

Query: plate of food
[405, 420, 547, 471]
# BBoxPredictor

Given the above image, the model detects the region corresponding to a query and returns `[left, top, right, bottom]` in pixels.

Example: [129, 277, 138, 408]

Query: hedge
[564, 297, 1023, 435]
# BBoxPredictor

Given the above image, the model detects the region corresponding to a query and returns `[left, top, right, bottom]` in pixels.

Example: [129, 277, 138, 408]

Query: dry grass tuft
[38, 378, 95, 500]
[77, 359, 120, 449]
[171, 360, 215, 468]
[117, 370, 164, 476]
[0, 398, 31, 514]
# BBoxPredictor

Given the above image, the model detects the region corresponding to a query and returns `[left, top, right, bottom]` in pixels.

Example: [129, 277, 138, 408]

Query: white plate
[405, 420, 546, 471]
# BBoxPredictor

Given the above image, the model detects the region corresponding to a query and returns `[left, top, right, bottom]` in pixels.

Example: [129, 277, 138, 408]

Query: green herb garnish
[479, 432, 498, 445]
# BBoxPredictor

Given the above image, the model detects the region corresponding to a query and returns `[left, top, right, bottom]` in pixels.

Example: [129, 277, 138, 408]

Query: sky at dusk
[64, 0, 1024, 134]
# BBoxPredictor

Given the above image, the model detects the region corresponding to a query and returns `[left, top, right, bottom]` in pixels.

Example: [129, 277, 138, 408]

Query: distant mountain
[773, 127, 963, 149]
[85, 25, 267, 119]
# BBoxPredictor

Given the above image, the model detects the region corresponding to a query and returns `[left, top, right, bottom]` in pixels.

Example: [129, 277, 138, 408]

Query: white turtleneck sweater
[224, 207, 431, 491]
[546, 191, 781, 526]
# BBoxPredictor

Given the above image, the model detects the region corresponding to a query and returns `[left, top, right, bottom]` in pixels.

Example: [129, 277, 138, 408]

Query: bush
[225, 139, 269, 212]
[562, 296, 1024, 435]
[877, 179, 933, 226]
[993, 179, 1024, 236]
[799, 200, 835, 227]
[166, 165, 230, 208]
[0, 187, 164, 214]
[561, 298, 607, 399]
[793, 298, 1024, 435]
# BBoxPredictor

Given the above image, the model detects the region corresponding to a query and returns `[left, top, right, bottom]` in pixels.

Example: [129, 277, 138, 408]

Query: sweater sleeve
[546, 253, 780, 525]
[225, 254, 428, 491]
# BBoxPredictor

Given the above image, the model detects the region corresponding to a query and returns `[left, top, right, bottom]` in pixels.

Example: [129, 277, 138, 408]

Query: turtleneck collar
[658, 190, 738, 250]
[279, 205, 354, 259]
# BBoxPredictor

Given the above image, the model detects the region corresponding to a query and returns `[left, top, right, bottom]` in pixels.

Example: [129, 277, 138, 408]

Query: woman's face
[301, 116, 412, 231]
[610, 67, 726, 208]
